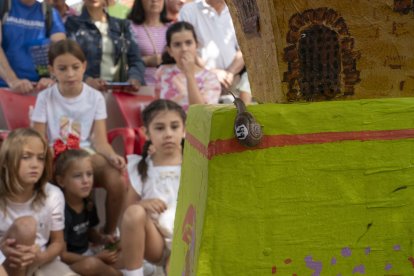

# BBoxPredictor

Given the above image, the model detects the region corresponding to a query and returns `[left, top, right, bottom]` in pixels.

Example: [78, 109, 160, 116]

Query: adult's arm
[124, 20, 145, 85]
[49, 8, 67, 42]
[222, 49, 245, 88]
[226, 50, 244, 76]
[0, 22, 35, 93]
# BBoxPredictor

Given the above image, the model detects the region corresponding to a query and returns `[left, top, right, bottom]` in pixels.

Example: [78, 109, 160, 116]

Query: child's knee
[122, 205, 146, 227]
[8, 216, 37, 245]
[102, 174, 127, 194]
[81, 257, 106, 273]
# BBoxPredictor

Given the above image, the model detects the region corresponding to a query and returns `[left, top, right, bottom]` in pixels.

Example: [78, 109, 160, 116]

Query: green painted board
[171, 98, 414, 276]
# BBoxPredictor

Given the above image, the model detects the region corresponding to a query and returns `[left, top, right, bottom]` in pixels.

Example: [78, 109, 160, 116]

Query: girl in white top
[121, 99, 186, 276]
[32, 39, 127, 238]
[0, 128, 75, 276]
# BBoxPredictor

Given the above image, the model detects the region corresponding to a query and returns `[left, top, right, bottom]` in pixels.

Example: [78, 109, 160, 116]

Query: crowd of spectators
[0, 0, 252, 275]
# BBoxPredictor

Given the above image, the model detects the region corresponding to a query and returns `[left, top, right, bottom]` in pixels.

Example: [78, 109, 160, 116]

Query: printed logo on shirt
[59, 116, 81, 139]
[5, 16, 44, 29]
[73, 221, 89, 235]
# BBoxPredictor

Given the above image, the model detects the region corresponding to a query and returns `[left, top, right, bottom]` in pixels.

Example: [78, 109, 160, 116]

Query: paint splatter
[331, 257, 337, 265]
[365, 247, 371, 255]
[305, 255, 322, 276]
[341, 247, 352, 257]
[393, 244, 401, 251]
[408, 256, 414, 268]
[272, 266, 277, 274]
[385, 263, 392, 271]
[352, 264, 365, 274]
[284, 258, 292, 264]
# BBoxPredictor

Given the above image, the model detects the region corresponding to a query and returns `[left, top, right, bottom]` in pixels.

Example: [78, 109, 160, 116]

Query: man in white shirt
[179, 0, 252, 103]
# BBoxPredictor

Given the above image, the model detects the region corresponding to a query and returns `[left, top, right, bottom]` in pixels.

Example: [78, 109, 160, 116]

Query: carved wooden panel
[232, 0, 260, 35]
[298, 25, 341, 100]
[393, 0, 412, 14]
[283, 8, 360, 101]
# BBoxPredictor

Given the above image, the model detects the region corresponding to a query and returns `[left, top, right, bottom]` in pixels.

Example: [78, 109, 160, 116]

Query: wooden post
[226, 0, 414, 103]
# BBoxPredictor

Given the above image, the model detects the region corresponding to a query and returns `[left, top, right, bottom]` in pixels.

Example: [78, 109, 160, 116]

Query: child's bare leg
[120, 204, 164, 270]
[3, 216, 37, 276]
[92, 154, 127, 235]
[70, 256, 121, 276]
[0, 265, 7, 276]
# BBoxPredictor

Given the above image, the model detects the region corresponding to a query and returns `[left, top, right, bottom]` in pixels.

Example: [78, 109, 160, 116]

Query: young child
[31, 39, 127, 237]
[120, 99, 186, 276]
[155, 21, 221, 111]
[0, 128, 76, 276]
[54, 149, 121, 276]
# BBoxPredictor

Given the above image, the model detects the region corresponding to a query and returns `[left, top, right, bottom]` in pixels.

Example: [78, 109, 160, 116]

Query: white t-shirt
[0, 250, 4, 265]
[31, 83, 107, 148]
[0, 184, 65, 250]
[127, 154, 181, 249]
[179, 0, 238, 70]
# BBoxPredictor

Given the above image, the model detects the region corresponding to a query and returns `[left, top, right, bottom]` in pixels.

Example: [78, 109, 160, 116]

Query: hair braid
[138, 140, 152, 182]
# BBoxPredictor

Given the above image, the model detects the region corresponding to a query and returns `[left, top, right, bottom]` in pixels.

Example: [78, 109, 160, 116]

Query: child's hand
[139, 198, 167, 214]
[6, 243, 38, 269]
[86, 77, 108, 92]
[127, 79, 141, 92]
[100, 233, 119, 245]
[109, 154, 126, 170]
[97, 249, 119, 264]
[180, 52, 197, 76]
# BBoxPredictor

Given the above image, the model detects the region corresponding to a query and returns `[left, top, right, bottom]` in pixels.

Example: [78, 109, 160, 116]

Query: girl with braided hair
[121, 99, 185, 276]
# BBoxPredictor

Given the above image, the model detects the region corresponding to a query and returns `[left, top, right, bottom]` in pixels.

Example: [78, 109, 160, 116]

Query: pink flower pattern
[155, 65, 221, 111]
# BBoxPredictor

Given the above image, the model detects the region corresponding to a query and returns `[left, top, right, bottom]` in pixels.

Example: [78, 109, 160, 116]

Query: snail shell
[233, 98, 263, 147]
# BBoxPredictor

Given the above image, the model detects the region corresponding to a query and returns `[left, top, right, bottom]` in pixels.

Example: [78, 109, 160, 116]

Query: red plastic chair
[0, 89, 37, 129]
[112, 91, 154, 154]
[112, 91, 154, 128]
[107, 127, 136, 156]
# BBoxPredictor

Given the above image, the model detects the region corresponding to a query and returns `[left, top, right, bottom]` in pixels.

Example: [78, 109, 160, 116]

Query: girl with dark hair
[128, 0, 171, 85]
[155, 21, 221, 111]
[121, 99, 186, 276]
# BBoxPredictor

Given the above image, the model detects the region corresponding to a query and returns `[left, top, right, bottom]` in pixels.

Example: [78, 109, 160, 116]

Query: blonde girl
[31, 39, 127, 237]
[0, 128, 75, 276]
[120, 99, 186, 276]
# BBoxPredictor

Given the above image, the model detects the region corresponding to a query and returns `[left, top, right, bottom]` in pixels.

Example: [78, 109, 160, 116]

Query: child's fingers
[110, 155, 125, 170]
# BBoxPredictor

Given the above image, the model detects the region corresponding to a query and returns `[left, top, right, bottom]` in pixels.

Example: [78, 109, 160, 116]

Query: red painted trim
[186, 129, 414, 160]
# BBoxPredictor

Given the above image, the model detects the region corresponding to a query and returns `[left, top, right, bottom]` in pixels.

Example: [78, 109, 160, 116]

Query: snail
[233, 97, 263, 147]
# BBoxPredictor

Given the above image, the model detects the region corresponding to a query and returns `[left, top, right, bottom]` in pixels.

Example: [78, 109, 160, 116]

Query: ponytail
[161, 50, 176, 65]
[138, 140, 152, 182]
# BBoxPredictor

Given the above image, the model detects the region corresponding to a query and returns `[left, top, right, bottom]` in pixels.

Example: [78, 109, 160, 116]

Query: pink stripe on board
[186, 129, 414, 160]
